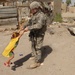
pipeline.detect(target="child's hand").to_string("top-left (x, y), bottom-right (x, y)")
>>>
top-left (18, 30), bottom-right (24, 38)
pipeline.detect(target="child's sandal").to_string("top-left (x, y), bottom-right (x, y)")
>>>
top-left (4, 62), bottom-right (10, 67)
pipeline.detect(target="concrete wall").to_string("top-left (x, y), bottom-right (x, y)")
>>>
top-left (61, 2), bottom-right (67, 12)
top-left (54, 0), bottom-right (62, 15)
top-left (0, 6), bottom-right (18, 26)
top-left (69, 7), bottom-right (75, 13)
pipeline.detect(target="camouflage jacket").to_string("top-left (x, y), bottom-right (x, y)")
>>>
top-left (25, 11), bottom-right (47, 37)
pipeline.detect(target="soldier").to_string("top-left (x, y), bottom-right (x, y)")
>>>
top-left (23, 1), bottom-right (47, 69)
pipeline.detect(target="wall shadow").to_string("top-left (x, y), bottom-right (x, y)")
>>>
top-left (11, 45), bottom-right (53, 71)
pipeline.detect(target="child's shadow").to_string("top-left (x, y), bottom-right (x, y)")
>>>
top-left (11, 45), bottom-right (53, 71)
top-left (11, 53), bottom-right (31, 71)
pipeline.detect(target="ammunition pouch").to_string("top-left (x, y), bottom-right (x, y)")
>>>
top-left (29, 29), bottom-right (42, 37)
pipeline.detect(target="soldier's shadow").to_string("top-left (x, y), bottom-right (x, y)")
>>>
top-left (11, 45), bottom-right (53, 71)
top-left (41, 45), bottom-right (53, 63)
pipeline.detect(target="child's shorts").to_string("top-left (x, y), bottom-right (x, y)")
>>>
top-left (9, 51), bottom-right (14, 57)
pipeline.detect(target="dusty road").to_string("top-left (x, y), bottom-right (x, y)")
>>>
top-left (0, 25), bottom-right (75, 75)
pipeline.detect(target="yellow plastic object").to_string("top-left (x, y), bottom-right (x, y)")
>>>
top-left (2, 37), bottom-right (19, 57)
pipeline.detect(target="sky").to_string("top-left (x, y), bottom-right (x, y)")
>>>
top-left (62, 0), bottom-right (75, 5)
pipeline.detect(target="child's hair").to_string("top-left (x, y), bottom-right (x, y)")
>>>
top-left (11, 32), bottom-right (19, 39)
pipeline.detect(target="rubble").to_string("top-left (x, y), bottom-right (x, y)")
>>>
top-left (0, 27), bottom-right (17, 32)
top-left (68, 27), bottom-right (75, 35)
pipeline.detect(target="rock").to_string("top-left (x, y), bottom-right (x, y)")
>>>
top-left (0, 28), bottom-right (5, 32)
top-left (62, 18), bottom-right (68, 23)
top-left (68, 27), bottom-right (75, 35)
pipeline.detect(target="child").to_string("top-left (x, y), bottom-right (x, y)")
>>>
top-left (2, 31), bottom-right (24, 67)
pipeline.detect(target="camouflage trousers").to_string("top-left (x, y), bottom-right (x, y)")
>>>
top-left (30, 36), bottom-right (44, 63)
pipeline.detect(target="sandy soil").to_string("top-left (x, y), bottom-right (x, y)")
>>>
top-left (0, 24), bottom-right (75, 75)
top-left (62, 12), bottom-right (75, 18)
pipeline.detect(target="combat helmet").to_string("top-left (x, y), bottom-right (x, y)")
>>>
top-left (30, 1), bottom-right (42, 9)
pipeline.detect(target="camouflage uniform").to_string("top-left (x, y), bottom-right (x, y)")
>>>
top-left (24, 1), bottom-right (47, 68)
top-left (30, 11), bottom-right (47, 62)
top-left (25, 10), bottom-right (47, 63)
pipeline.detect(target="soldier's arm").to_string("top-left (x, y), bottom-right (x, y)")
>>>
top-left (27, 14), bottom-right (45, 30)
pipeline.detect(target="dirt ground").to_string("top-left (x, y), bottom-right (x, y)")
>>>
top-left (0, 24), bottom-right (75, 75)
top-left (62, 12), bottom-right (75, 18)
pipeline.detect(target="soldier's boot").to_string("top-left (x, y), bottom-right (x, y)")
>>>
top-left (29, 52), bottom-right (35, 60)
top-left (27, 62), bottom-right (41, 69)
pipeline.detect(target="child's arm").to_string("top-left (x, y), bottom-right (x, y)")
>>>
top-left (18, 30), bottom-right (25, 39)
top-left (18, 27), bottom-right (29, 39)
top-left (18, 23), bottom-right (24, 33)
top-left (18, 18), bottom-right (25, 33)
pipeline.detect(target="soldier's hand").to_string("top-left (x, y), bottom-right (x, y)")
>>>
top-left (24, 27), bottom-right (29, 32)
